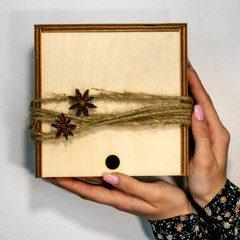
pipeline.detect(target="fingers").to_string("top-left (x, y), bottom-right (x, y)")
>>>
top-left (54, 177), bottom-right (111, 202)
top-left (191, 105), bottom-right (213, 160)
top-left (103, 173), bottom-right (160, 203)
top-left (43, 177), bottom-right (191, 220)
top-left (55, 174), bottom-right (165, 210)
top-left (46, 174), bottom-right (165, 209)
top-left (188, 60), bottom-right (230, 161)
top-left (53, 177), bottom-right (152, 214)
top-left (102, 174), bottom-right (192, 219)
top-left (187, 62), bottom-right (223, 129)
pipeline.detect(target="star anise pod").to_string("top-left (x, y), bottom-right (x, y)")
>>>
top-left (51, 113), bottom-right (76, 140)
top-left (69, 89), bottom-right (97, 116)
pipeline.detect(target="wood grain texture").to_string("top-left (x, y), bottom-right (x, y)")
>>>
top-left (180, 24), bottom-right (189, 176)
top-left (34, 24), bottom-right (188, 177)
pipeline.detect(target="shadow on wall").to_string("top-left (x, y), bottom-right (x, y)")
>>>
top-left (7, 9), bottom-right (173, 240)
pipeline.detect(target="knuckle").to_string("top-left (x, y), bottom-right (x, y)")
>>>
top-left (196, 125), bottom-right (210, 139)
top-left (221, 128), bottom-right (230, 144)
top-left (193, 155), bottom-right (217, 170)
top-left (74, 185), bottom-right (92, 200)
top-left (68, 179), bottom-right (78, 190)
top-left (207, 93), bottom-right (214, 105)
top-left (200, 93), bottom-right (213, 107)
top-left (113, 200), bottom-right (127, 212)
top-left (203, 158), bottom-right (217, 170)
top-left (114, 204), bottom-right (123, 211)
top-left (151, 182), bottom-right (165, 200)
top-left (125, 182), bottom-right (139, 196)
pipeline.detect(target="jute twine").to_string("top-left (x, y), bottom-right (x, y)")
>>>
top-left (30, 89), bottom-right (194, 142)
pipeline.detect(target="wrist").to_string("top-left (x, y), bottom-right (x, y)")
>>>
top-left (159, 199), bottom-right (193, 221)
top-left (165, 196), bottom-right (193, 220)
top-left (182, 201), bottom-right (193, 216)
top-left (169, 198), bottom-right (193, 219)
top-left (192, 178), bottom-right (227, 208)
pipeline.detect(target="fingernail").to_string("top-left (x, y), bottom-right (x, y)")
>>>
top-left (103, 173), bottom-right (119, 185)
top-left (42, 178), bottom-right (52, 183)
top-left (194, 105), bottom-right (204, 121)
top-left (188, 59), bottom-right (194, 71)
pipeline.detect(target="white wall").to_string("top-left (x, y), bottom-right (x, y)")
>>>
top-left (1, 1), bottom-right (240, 239)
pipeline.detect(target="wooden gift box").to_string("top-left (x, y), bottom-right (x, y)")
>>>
top-left (34, 24), bottom-right (189, 178)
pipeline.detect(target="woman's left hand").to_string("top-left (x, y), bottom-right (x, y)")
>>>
top-left (44, 173), bottom-right (192, 221)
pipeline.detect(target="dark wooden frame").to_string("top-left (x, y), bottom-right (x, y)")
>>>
top-left (34, 23), bottom-right (188, 177)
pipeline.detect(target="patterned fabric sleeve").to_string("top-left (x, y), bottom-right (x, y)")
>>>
top-left (203, 179), bottom-right (240, 239)
top-left (149, 214), bottom-right (210, 239)
top-left (149, 179), bottom-right (240, 239)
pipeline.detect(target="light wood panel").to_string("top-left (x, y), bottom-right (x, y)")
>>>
top-left (34, 24), bottom-right (188, 177)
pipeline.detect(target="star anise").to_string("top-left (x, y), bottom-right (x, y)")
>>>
top-left (69, 89), bottom-right (97, 116)
top-left (51, 113), bottom-right (76, 140)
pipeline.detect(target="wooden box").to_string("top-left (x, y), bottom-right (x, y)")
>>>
top-left (34, 24), bottom-right (189, 178)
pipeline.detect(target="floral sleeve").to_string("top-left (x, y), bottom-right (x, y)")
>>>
top-left (150, 214), bottom-right (210, 239)
top-left (149, 179), bottom-right (240, 239)
top-left (203, 179), bottom-right (240, 239)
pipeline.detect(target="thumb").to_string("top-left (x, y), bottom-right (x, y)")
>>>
top-left (191, 105), bottom-right (213, 159)
top-left (103, 173), bottom-right (154, 202)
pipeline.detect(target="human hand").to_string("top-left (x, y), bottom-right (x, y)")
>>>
top-left (45, 173), bottom-right (192, 221)
top-left (187, 61), bottom-right (230, 207)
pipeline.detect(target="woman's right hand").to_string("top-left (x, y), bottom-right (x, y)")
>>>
top-left (187, 61), bottom-right (230, 207)
top-left (48, 173), bottom-right (192, 221)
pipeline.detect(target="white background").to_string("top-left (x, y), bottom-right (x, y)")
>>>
top-left (1, 1), bottom-right (240, 239)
